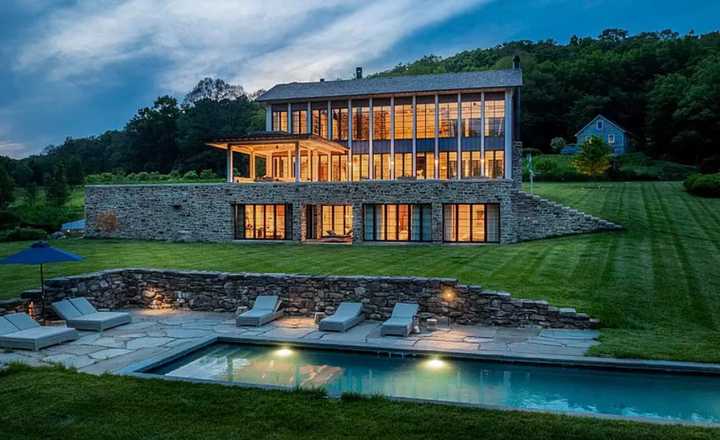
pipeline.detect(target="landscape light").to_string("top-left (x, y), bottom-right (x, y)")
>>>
top-left (273, 347), bottom-right (294, 358)
top-left (423, 358), bottom-right (448, 370)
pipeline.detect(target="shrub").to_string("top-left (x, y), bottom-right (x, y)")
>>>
top-left (168, 169), bottom-right (181, 179)
top-left (700, 155), bottom-right (720, 174)
top-left (199, 169), bottom-right (217, 179)
top-left (684, 173), bottom-right (720, 197)
top-left (0, 227), bottom-right (48, 242)
top-left (183, 170), bottom-right (199, 180)
top-left (135, 171), bottom-right (151, 181)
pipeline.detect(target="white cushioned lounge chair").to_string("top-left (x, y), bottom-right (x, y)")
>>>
top-left (319, 302), bottom-right (364, 332)
top-left (236, 295), bottom-right (283, 327)
top-left (0, 313), bottom-right (79, 351)
top-left (380, 303), bottom-right (419, 337)
top-left (51, 298), bottom-right (131, 331)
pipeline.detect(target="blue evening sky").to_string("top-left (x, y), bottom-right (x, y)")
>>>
top-left (0, 0), bottom-right (717, 158)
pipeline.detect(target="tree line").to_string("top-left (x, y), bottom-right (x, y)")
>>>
top-left (1, 28), bottom-right (719, 198)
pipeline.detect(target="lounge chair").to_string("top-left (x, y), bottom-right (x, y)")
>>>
top-left (51, 297), bottom-right (131, 331)
top-left (381, 303), bottom-right (419, 337)
top-left (236, 295), bottom-right (283, 327)
top-left (0, 313), bottom-right (79, 351)
top-left (319, 302), bottom-right (364, 332)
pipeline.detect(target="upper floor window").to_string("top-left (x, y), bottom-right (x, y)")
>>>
top-left (438, 96), bottom-right (458, 138)
top-left (394, 99), bottom-right (413, 140)
top-left (373, 100), bottom-right (391, 140)
top-left (291, 108), bottom-right (307, 134)
top-left (416, 96), bottom-right (435, 139)
top-left (484, 93), bottom-right (505, 137)
top-left (311, 105), bottom-right (328, 138)
top-left (596, 120), bottom-right (604, 130)
top-left (352, 101), bottom-right (369, 141)
top-left (461, 94), bottom-right (482, 137)
top-left (331, 101), bottom-right (348, 141)
top-left (272, 107), bottom-right (288, 132)
top-left (608, 134), bottom-right (615, 144)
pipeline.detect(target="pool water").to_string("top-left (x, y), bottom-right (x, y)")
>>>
top-left (149, 343), bottom-right (720, 424)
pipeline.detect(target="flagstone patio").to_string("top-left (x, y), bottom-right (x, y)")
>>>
top-left (0, 309), bottom-right (599, 374)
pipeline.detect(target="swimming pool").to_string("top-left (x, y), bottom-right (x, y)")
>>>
top-left (146, 342), bottom-right (720, 424)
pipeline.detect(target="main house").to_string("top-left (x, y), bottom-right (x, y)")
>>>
top-left (85, 64), bottom-right (620, 244)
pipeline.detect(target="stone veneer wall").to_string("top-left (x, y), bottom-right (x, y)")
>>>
top-left (85, 180), bottom-right (620, 244)
top-left (33, 269), bottom-right (598, 329)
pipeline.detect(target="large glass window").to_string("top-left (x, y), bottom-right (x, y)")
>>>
top-left (394, 152), bottom-right (413, 179)
top-left (461, 95), bottom-right (482, 137)
top-left (416, 97), bottom-right (435, 139)
top-left (352, 102), bottom-right (369, 141)
top-left (363, 204), bottom-right (431, 242)
top-left (484, 93), bottom-right (505, 137)
top-left (373, 153), bottom-right (391, 180)
top-left (373, 103), bottom-right (391, 140)
top-left (234, 204), bottom-right (292, 240)
top-left (416, 152), bottom-right (434, 179)
top-left (331, 153), bottom-right (347, 181)
top-left (461, 151), bottom-right (482, 178)
top-left (485, 150), bottom-right (504, 178)
top-left (271, 154), bottom-right (291, 179)
top-left (394, 101), bottom-right (413, 139)
top-left (331, 102), bottom-right (349, 141)
top-left (272, 110), bottom-right (288, 132)
top-left (352, 154), bottom-right (369, 180)
top-left (306, 205), bottom-right (352, 240)
top-left (292, 109), bottom-right (308, 134)
top-left (438, 151), bottom-right (457, 180)
top-left (438, 96), bottom-right (458, 138)
top-left (443, 204), bottom-right (499, 243)
top-left (311, 106), bottom-right (328, 138)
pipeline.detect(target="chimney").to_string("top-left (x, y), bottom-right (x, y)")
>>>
top-left (512, 55), bottom-right (520, 70)
top-left (356, 67), bottom-right (363, 79)
top-left (320, 78), bottom-right (325, 82)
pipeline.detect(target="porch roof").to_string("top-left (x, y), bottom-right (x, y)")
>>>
top-left (206, 131), bottom-right (349, 154)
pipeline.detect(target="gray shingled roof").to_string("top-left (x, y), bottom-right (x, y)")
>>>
top-left (256, 69), bottom-right (522, 102)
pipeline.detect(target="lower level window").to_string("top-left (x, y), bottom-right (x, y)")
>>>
top-left (363, 204), bottom-right (431, 241)
top-left (443, 204), bottom-right (499, 243)
top-left (234, 204), bottom-right (292, 240)
top-left (307, 205), bottom-right (353, 239)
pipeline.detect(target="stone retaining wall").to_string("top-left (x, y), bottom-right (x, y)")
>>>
top-left (512, 191), bottom-right (621, 241)
top-left (29, 269), bottom-right (598, 329)
top-left (85, 181), bottom-right (620, 244)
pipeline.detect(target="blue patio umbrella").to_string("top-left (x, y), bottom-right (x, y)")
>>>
top-left (0, 241), bottom-right (83, 322)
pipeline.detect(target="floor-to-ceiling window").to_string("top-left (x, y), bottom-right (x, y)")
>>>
top-left (484, 150), bottom-right (504, 178)
top-left (461, 93), bottom-right (483, 178)
top-left (306, 205), bottom-right (352, 240)
top-left (416, 97), bottom-right (435, 140)
top-left (272, 105), bottom-right (288, 132)
top-left (352, 100), bottom-right (370, 180)
top-left (311, 103), bottom-right (328, 138)
top-left (438, 96), bottom-right (458, 138)
top-left (484, 92), bottom-right (505, 147)
top-left (394, 152), bottom-right (413, 179)
top-left (443, 203), bottom-right (499, 243)
top-left (373, 153), bottom-right (391, 180)
top-left (438, 151), bottom-right (457, 180)
top-left (415, 152), bottom-right (434, 179)
top-left (291, 105), bottom-right (308, 134)
top-left (394, 100), bottom-right (413, 140)
top-left (363, 204), bottom-right (432, 242)
top-left (331, 101), bottom-right (349, 142)
top-left (234, 204), bottom-right (292, 240)
top-left (331, 153), bottom-right (348, 181)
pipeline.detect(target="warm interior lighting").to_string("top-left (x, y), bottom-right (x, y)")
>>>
top-left (273, 348), bottom-right (294, 358)
top-left (423, 358), bottom-right (448, 370)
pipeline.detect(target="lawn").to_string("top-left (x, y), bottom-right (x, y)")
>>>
top-left (1, 181), bottom-right (719, 362)
top-left (0, 364), bottom-right (716, 440)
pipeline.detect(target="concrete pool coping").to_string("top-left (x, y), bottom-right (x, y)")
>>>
top-left (118, 335), bottom-right (720, 428)
top-left (120, 333), bottom-right (720, 377)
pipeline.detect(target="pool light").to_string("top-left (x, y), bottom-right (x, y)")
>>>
top-left (273, 347), bottom-right (294, 358)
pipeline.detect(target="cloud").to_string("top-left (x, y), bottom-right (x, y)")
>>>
top-left (16, 0), bottom-right (488, 92)
top-left (0, 141), bottom-right (30, 159)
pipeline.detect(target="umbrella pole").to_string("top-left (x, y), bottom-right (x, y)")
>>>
top-left (40, 263), bottom-right (46, 324)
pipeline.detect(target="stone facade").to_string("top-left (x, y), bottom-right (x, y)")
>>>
top-left (29, 269), bottom-right (597, 329)
top-left (85, 179), bottom-right (620, 244)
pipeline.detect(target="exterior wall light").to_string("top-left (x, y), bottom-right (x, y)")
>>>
top-left (441, 287), bottom-right (456, 302)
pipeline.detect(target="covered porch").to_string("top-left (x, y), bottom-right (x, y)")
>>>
top-left (207, 132), bottom-right (349, 183)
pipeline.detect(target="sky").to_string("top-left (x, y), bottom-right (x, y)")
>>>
top-left (0, 0), bottom-right (718, 159)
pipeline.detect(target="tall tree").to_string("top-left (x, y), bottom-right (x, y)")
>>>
top-left (124, 96), bottom-right (181, 173)
top-left (0, 165), bottom-right (15, 209)
top-left (46, 162), bottom-right (70, 206)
